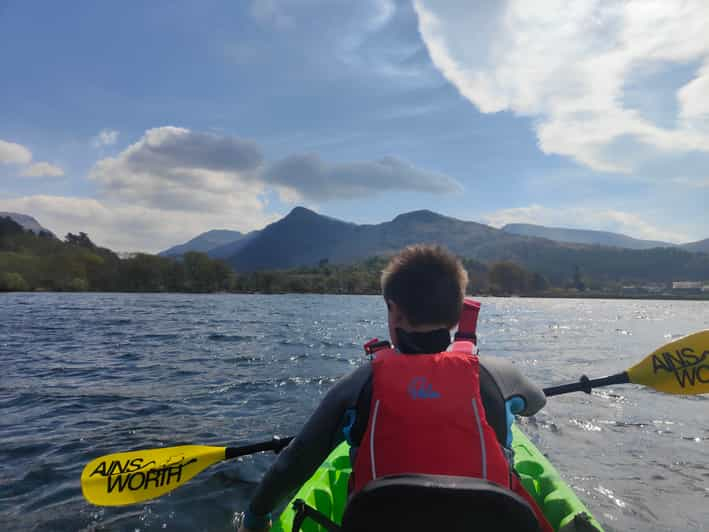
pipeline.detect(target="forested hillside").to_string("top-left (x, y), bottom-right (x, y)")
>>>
top-left (0, 217), bottom-right (233, 292)
top-left (2, 214), bottom-right (706, 297)
top-left (0, 217), bottom-right (551, 295)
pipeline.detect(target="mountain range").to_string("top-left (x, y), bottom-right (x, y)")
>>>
top-left (501, 223), bottom-right (709, 252)
top-left (161, 207), bottom-right (709, 283)
top-left (7, 207), bottom-right (707, 284)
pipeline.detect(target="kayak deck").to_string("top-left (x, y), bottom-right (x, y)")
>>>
top-left (272, 425), bottom-right (603, 531)
top-left (510, 425), bottom-right (603, 531)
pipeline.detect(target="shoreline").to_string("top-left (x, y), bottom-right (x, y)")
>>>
top-left (2, 290), bottom-right (708, 301)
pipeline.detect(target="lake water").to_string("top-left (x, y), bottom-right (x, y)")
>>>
top-left (1, 293), bottom-right (707, 531)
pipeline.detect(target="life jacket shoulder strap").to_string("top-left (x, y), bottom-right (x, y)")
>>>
top-left (454, 298), bottom-right (481, 343)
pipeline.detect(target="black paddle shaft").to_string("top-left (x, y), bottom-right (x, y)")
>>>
top-left (225, 436), bottom-right (294, 460)
top-left (222, 373), bottom-right (632, 461)
top-left (543, 372), bottom-right (630, 397)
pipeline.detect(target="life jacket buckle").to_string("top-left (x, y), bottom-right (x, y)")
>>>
top-left (363, 338), bottom-right (391, 356)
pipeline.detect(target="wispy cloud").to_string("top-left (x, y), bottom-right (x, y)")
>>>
top-left (250, 0), bottom-right (294, 29)
top-left (334, 0), bottom-right (438, 86)
top-left (21, 162), bottom-right (64, 177)
top-left (414, 0), bottom-right (709, 179)
top-left (671, 176), bottom-right (709, 189)
top-left (92, 129), bottom-right (119, 148)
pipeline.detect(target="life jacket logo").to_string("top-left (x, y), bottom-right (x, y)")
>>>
top-left (408, 377), bottom-right (440, 399)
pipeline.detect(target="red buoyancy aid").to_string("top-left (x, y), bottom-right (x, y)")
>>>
top-left (351, 339), bottom-right (512, 493)
top-left (352, 298), bottom-right (554, 532)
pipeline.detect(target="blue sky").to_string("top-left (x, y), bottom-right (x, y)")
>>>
top-left (1, 0), bottom-right (707, 252)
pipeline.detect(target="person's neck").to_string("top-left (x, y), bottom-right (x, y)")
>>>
top-left (396, 327), bottom-right (451, 354)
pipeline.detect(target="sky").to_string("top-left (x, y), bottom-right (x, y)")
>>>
top-left (1, 0), bottom-right (708, 252)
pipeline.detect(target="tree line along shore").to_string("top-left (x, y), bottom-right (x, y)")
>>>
top-left (1, 217), bottom-right (707, 299)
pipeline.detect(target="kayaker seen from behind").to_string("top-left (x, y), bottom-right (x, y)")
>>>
top-left (237, 244), bottom-right (551, 532)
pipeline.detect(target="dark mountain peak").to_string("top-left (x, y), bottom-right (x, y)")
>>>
top-left (285, 206), bottom-right (319, 219)
top-left (281, 206), bottom-right (353, 227)
top-left (202, 229), bottom-right (243, 238)
top-left (0, 212), bottom-right (54, 236)
top-left (392, 209), bottom-right (450, 224)
top-left (159, 229), bottom-right (244, 257)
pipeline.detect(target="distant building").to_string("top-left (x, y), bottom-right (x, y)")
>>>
top-left (672, 281), bottom-right (703, 290)
top-left (642, 283), bottom-right (667, 293)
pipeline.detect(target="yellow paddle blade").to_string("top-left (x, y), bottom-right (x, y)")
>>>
top-left (627, 330), bottom-right (709, 395)
top-left (81, 445), bottom-right (226, 506)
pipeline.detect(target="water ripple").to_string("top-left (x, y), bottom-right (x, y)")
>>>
top-left (0, 293), bottom-right (707, 531)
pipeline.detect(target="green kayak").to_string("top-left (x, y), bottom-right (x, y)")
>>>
top-left (272, 424), bottom-right (603, 532)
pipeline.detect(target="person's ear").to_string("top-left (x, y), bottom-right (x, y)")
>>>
top-left (387, 300), bottom-right (403, 326)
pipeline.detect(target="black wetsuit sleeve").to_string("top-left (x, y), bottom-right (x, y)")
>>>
top-left (480, 357), bottom-right (547, 416)
top-left (247, 363), bottom-right (373, 516)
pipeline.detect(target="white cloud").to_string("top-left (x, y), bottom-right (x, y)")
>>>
top-left (21, 162), bottom-right (65, 177)
top-left (263, 153), bottom-right (462, 200)
top-left (89, 126), bottom-right (265, 212)
top-left (90, 126), bottom-right (460, 207)
top-left (1, 139), bottom-right (64, 177)
top-left (0, 126), bottom-right (461, 252)
top-left (0, 127), bottom-right (276, 251)
top-left (414, 0), bottom-right (709, 178)
top-left (0, 139), bottom-right (33, 165)
top-left (482, 204), bottom-right (689, 244)
top-left (92, 129), bottom-right (119, 148)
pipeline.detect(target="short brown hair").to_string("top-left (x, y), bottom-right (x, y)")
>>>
top-left (381, 244), bottom-right (468, 328)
